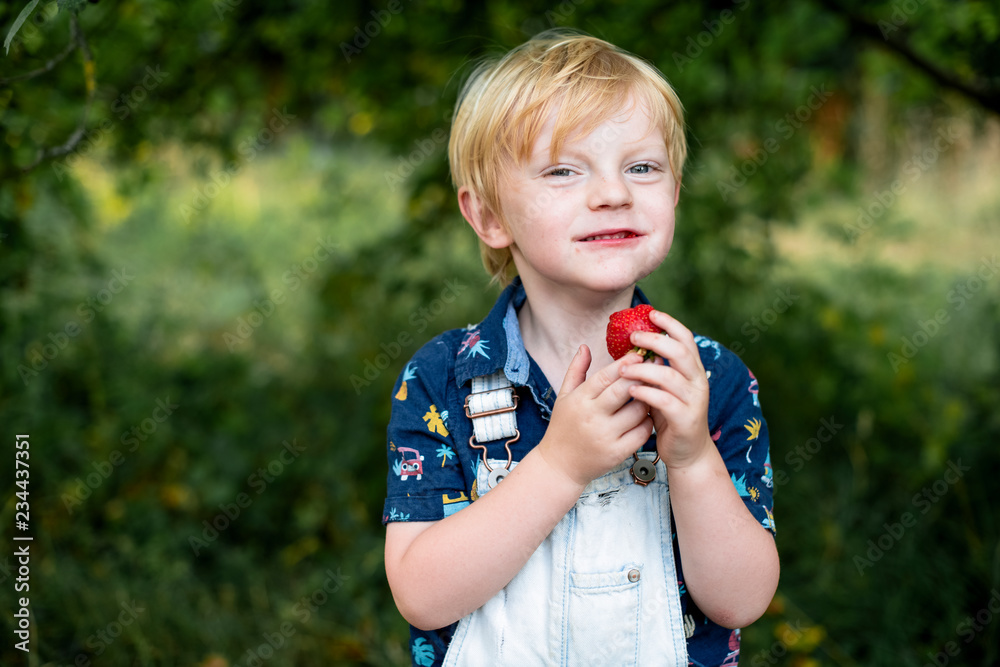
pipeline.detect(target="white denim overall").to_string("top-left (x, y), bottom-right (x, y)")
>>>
top-left (443, 371), bottom-right (689, 666)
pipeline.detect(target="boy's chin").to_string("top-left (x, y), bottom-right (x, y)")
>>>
top-left (592, 260), bottom-right (664, 290)
top-left (570, 271), bottom-right (653, 296)
top-left (513, 256), bottom-right (664, 296)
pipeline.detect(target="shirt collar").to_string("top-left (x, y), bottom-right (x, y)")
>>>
top-left (454, 276), bottom-right (652, 389)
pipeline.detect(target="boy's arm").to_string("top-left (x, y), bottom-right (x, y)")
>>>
top-left (623, 313), bottom-right (780, 629)
top-left (664, 440), bottom-right (779, 629)
top-left (385, 346), bottom-right (653, 631)
top-left (385, 446), bottom-right (583, 631)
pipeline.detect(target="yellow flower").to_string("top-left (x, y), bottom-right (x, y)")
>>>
top-left (745, 417), bottom-right (762, 440)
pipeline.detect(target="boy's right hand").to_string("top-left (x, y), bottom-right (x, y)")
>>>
top-left (536, 345), bottom-right (654, 488)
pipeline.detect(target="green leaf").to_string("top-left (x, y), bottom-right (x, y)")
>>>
top-left (4, 0), bottom-right (41, 55)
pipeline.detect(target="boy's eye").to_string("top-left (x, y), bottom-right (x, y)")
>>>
top-left (547, 168), bottom-right (573, 177)
top-left (628, 163), bottom-right (654, 174)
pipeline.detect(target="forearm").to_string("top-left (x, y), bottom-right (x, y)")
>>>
top-left (386, 444), bottom-right (585, 631)
top-left (667, 437), bottom-right (780, 629)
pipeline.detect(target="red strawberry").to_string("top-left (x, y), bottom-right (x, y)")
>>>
top-left (606, 304), bottom-right (663, 361)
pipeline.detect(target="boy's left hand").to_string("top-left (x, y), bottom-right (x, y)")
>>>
top-left (618, 310), bottom-right (712, 469)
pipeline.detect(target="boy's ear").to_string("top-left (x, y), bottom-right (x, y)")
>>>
top-left (458, 186), bottom-right (513, 249)
top-left (674, 178), bottom-right (681, 207)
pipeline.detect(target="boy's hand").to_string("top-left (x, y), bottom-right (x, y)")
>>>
top-left (619, 310), bottom-right (713, 470)
top-left (536, 345), bottom-right (654, 488)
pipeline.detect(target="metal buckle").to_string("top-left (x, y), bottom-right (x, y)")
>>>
top-left (465, 383), bottom-right (519, 489)
top-left (468, 430), bottom-right (520, 488)
top-left (463, 387), bottom-right (519, 419)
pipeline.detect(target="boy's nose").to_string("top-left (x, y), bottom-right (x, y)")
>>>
top-left (587, 174), bottom-right (632, 210)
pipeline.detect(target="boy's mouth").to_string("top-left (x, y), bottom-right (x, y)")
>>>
top-left (580, 230), bottom-right (639, 242)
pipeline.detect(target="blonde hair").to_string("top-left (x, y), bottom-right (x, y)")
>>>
top-left (448, 30), bottom-right (687, 286)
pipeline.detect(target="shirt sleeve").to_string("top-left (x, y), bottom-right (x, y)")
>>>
top-left (382, 337), bottom-right (469, 525)
top-left (703, 341), bottom-right (776, 536)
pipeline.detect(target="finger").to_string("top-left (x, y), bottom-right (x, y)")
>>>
top-left (612, 397), bottom-right (654, 432)
top-left (629, 330), bottom-right (704, 382)
top-left (620, 415), bottom-right (655, 452)
top-left (582, 351), bottom-right (643, 396)
top-left (591, 359), bottom-right (649, 409)
top-left (620, 362), bottom-right (693, 401)
top-left (648, 309), bottom-right (695, 345)
top-left (557, 344), bottom-right (592, 397)
top-left (628, 383), bottom-right (687, 418)
top-left (606, 395), bottom-right (654, 444)
top-left (649, 310), bottom-right (707, 374)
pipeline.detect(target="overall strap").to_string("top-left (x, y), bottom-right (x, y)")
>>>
top-left (465, 371), bottom-right (518, 443)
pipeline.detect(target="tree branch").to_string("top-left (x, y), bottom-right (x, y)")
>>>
top-left (0, 35), bottom-right (76, 86)
top-left (19, 14), bottom-right (96, 172)
top-left (815, 0), bottom-right (1000, 115)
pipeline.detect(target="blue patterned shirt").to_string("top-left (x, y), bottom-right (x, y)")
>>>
top-left (383, 278), bottom-right (775, 667)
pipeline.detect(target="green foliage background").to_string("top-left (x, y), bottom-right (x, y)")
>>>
top-left (1, 0), bottom-right (999, 665)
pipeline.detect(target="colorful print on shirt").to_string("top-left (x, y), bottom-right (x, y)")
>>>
top-left (383, 278), bottom-right (775, 667)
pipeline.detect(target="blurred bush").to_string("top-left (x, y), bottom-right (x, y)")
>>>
top-left (1, 1), bottom-right (998, 665)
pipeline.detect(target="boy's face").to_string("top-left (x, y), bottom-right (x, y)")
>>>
top-left (483, 96), bottom-right (679, 297)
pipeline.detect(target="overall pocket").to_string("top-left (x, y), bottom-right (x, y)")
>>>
top-left (566, 566), bottom-right (641, 666)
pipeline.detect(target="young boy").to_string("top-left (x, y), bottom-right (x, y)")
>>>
top-left (383, 31), bottom-right (778, 666)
